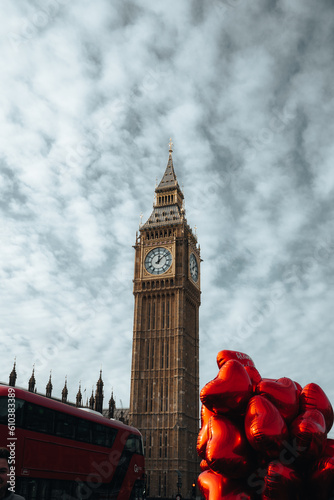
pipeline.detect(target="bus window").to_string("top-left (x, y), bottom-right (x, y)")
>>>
top-left (105, 426), bottom-right (118, 447)
top-left (55, 412), bottom-right (75, 440)
top-left (50, 479), bottom-right (65, 500)
top-left (0, 397), bottom-right (24, 427)
top-left (27, 479), bottom-right (38, 500)
top-left (124, 435), bottom-right (144, 455)
top-left (76, 418), bottom-right (91, 443)
top-left (0, 397), bottom-right (7, 424)
top-left (39, 479), bottom-right (50, 500)
top-left (26, 403), bottom-right (54, 434)
top-left (15, 398), bottom-right (25, 427)
top-left (92, 422), bottom-right (107, 446)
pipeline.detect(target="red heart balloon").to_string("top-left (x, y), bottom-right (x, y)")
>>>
top-left (300, 383), bottom-right (334, 433)
top-left (310, 455), bottom-right (334, 500)
top-left (245, 395), bottom-right (289, 458)
top-left (201, 403), bottom-right (215, 426)
top-left (198, 470), bottom-right (225, 500)
top-left (197, 405), bottom-right (215, 459)
top-left (197, 424), bottom-right (209, 459)
top-left (200, 459), bottom-right (210, 471)
top-left (198, 470), bottom-right (252, 500)
top-left (262, 461), bottom-right (302, 500)
top-left (216, 350), bottom-right (261, 393)
top-left (206, 414), bottom-right (252, 478)
top-left (244, 365), bottom-right (262, 391)
top-left (290, 409), bottom-right (327, 461)
top-left (217, 350), bottom-right (256, 369)
top-left (256, 377), bottom-right (299, 422)
top-left (294, 380), bottom-right (303, 396)
top-left (200, 360), bottom-right (253, 414)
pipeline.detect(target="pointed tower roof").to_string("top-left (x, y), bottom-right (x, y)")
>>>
top-left (109, 390), bottom-right (116, 419)
top-left (94, 370), bottom-right (104, 414)
top-left (46, 371), bottom-right (53, 398)
top-left (76, 382), bottom-right (82, 407)
top-left (96, 369), bottom-right (104, 391)
top-left (9, 359), bottom-right (17, 387)
top-left (156, 139), bottom-right (180, 192)
top-left (89, 388), bottom-right (95, 410)
top-left (142, 139), bottom-right (185, 230)
top-left (62, 376), bottom-right (68, 403)
top-left (28, 366), bottom-right (36, 393)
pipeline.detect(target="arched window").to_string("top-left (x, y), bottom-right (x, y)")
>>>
top-left (146, 341), bottom-right (150, 370)
top-left (151, 339), bottom-right (154, 370)
top-left (147, 302), bottom-right (151, 330)
top-left (152, 302), bottom-right (156, 329)
top-left (167, 300), bottom-right (170, 329)
top-left (165, 383), bottom-right (168, 412)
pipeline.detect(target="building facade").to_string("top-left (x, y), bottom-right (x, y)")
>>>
top-left (6, 363), bottom-right (125, 422)
top-left (129, 142), bottom-right (201, 498)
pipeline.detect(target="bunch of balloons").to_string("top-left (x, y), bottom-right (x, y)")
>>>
top-left (197, 350), bottom-right (334, 500)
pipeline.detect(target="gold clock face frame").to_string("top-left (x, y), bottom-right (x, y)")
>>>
top-left (189, 252), bottom-right (199, 282)
top-left (144, 247), bottom-right (173, 275)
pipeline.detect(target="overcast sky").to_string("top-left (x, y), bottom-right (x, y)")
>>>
top-left (1, 0), bottom-right (334, 427)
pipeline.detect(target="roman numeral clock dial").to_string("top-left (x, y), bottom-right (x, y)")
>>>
top-left (144, 247), bottom-right (172, 275)
top-left (189, 252), bottom-right (198, 282)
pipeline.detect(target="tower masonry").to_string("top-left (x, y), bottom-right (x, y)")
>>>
top-left (129, 141), bottom-right (201, 498)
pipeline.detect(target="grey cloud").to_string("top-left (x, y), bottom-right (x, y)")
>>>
top-left (0, 0), bottom-right (334, 418)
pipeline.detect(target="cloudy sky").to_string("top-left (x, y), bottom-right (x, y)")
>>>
top-left (1, 0), bottom-right (334, 426)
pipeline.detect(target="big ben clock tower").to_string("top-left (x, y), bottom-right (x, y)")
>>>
top-left (129, 140), bottom-right (201, 499)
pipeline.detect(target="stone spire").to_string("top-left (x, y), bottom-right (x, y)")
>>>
top-left (46, 371), bottom-right (53, 398)
top-left (156, 138), bottom-right (180, 191)
top-left (94, 370), bottom-right (104, 414)
top-left (108, 391), bottom-right (116, 419)
top-left (62, 376), bottom-right (68, 403)
top-left (76, 382), bottom-right (82, 407)
top-left (9, 359), bottom-right (17, 387)
top-left (89, 388), bottom-right (95, 410)
top-left (28, 366), bottom-right (36, 393)
top-left (142, 139), bottom-right (185, 229)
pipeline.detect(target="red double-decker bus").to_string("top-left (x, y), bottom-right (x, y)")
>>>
top-left (0, 385), bottom-right (145, 499)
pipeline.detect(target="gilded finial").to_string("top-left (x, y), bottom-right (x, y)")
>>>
top-left (169, 138), bottom-right (173, 153)
top-left (140, 212), bottom-right (143, 227)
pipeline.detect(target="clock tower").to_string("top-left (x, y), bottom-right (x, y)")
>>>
top-left (129, 141), bottom-right (201, 498)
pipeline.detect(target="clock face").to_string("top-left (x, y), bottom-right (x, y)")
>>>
top-left (145, 247), bottom-right (172, 275)
top-left (189, 253), bottom-right (198, 282)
